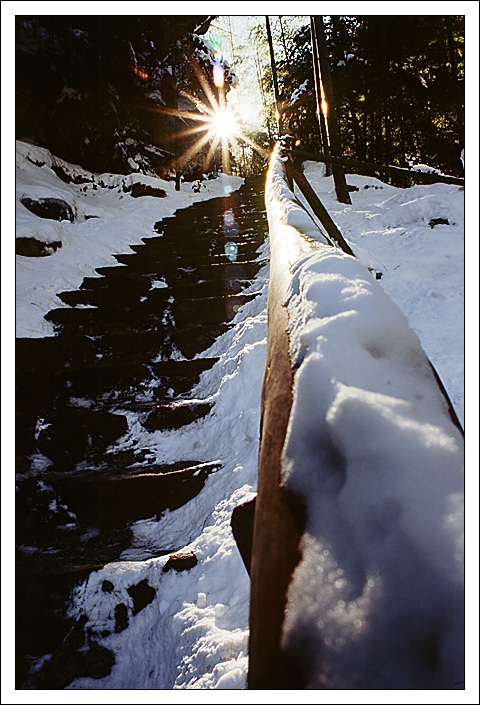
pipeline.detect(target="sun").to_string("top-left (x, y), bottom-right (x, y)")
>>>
top-left (207, 107), bottom-right (240, 139)
top-left (148, 51), bottom-right (269, 175)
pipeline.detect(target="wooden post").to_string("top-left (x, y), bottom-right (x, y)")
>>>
top-left (310, 17), bottom-right (332, 175)
top-left (265, 16), bottom-right (283, 137)
top-left (312, 16), bottom-right (351, 204)
top-left (173, 42), bottom-right (180, 191)
top-left (285, 156), bottom-right (355, 256)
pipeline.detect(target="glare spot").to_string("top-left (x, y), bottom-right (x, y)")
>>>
top-left (208, 108), bottom-right (240, 139)
top-left (225, 242), bottom-right (238, 262)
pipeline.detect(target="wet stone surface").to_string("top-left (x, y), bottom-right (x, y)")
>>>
top-left (15, 175), bottom-right (267, 688)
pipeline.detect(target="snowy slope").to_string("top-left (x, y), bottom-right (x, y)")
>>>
top-left (299, 160), bottom-right (465, 426)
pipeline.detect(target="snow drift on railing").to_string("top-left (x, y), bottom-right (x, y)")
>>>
top-left (265, 147), bottom-right (464, 689)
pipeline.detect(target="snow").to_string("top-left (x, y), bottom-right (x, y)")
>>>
top-left (299, 161), bottom-right (465, 426)
top-left (290, 79), bottom-right (309, 105)
top-left (11, 135), bottom-right (468, 693)
top-left (266, 146), bottom-right (464, 689)
top-left (64, 275), bottom-right (268, 690)
top-left (15, 141), bottom-right (243, 338)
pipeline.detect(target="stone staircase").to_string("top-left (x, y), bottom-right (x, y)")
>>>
top-left (15, 175), bottom-right (268, 688)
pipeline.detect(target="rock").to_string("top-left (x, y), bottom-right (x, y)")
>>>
top-left (130, 182), bottom-right (167, 199)
top-left (163, 550), bottom-right (198, 573)
top-left (50, 163), bottom-right (93, 185)
top-left (127, 579), bottom-right (156, 615)
top-left (429, 217), bottom-right (450, 228)
top-left (16, 237), bottom-right (62, 257)
top-left (31, 613), bottom-right (115, 688)
top-left (102, 580), bottom-right (114, 593)
top-left (52, 462), bottom-right (220, 526)
top-left (20, 196), bottom-right (75, 222)
top-left (144, 400), bottom-right (212, 431)
top-left (114, 603), bottom-right (129, 633)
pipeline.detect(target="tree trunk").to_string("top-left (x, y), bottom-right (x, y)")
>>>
top-left (312, 16), bottom-right (351, 204)
top-left (309, 17), bottom-right (331, 174)
top-left (265, 16), bottom-right (283, 137)
top-left (347, 96), bottom-right (365, 160)
top-left (445, 16), bottom-right (464, 153)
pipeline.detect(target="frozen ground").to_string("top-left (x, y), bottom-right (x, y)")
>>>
top-left (9, 141), bottom-right (470, 696)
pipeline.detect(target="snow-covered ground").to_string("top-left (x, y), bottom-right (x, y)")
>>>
top-left (300, 160), bottom-right (465, 426)
top-left (10, 140), bottom-right (469, 695)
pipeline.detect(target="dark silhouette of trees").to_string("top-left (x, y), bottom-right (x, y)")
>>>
top-left (258, 15), bottom-right (465, 178)
top-left (16, 16), bottom-right (228, 176)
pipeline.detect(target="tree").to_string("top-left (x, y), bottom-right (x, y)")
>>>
top-left (15, 16), bottom-right (233, 177)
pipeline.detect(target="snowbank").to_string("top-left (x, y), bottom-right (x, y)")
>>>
top-left (300, 161), bottom-right (465, 425)
top-left (263, 146), bottom-right (464, 689)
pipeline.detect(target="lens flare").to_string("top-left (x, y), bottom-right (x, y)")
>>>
top-left (145, 50), bottom-right (270, 177)
top-left (130, 65), bottom-right (149, 79)
top-left (213, 55), bottom-right (225, 89)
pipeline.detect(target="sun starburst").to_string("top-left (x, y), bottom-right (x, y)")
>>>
top-left (145, 53), bottom-right (269, 177)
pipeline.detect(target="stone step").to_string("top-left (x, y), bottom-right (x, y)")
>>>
top-left (112, 248), bottom-right (257, 272)
top-left (166, 261), bottom-right (262, 288)
top-left (80, 272), bottom-right (152, 293)
top-left (142, 398), bottom-right (213, 431)
top-left (52, 462), bottom-right (220, 526)
top-left (44, 304), bottom-right (168, 333)
top-left (35, 409), bottom-right (129, 469)
top-left (171, 291), bottom-right (260, 328)
top-left (76, 274), bottom-right (251, 302)
top-left (49, 291), bottom-right (257, 336)
top-left (16, 334), bottom-right (98, 371)
top-left (171, 322), bottom-right (231, 358)
top-left (20, 350), bottom-right (218, 407)
top-left (92, 257), bottom-right (262, 282)
top-left (153, 215), bottom-right (266, 238)
top-left (132, 234), bottom-right (262, 258)
top-left (57, 358), bottom-right (152, 401)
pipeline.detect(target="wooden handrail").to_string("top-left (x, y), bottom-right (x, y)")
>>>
top-left (246, 144), bottom-right (464, 689)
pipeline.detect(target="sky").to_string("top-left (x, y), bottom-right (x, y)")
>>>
top-left (208, 15), bottom-right (309, 130)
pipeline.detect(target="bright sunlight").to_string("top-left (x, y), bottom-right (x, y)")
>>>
top-left (207, 108), bottom-right (240, 138)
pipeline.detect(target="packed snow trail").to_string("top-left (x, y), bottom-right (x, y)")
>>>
top-left (15, 175), bottom-right (268, 688)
